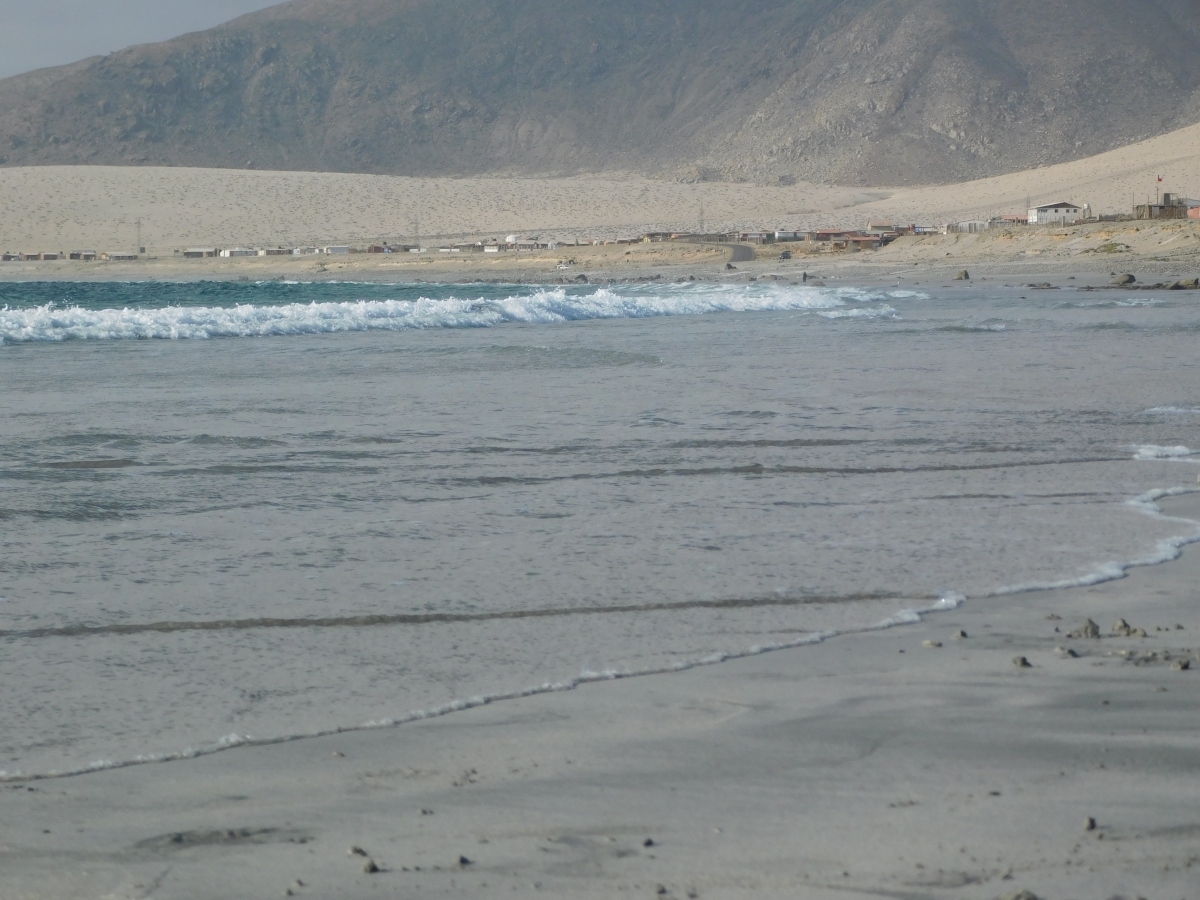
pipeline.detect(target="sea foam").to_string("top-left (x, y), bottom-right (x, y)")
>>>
top-left (0, 284), bottom-right (894, 343)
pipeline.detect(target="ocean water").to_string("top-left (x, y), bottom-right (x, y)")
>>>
top-left (2, 279), bottom-right (1200, 777)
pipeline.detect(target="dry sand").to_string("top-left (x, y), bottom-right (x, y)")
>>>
top-left (3, 216), bottom-right (1196, 288)
top-left (3, 493), bottom-right (1199, 899)
top-left (1, 120), bottom-right (1199, 263)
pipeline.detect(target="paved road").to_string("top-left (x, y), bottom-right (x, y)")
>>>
top-left (717, 242), bottom-right (756, 262)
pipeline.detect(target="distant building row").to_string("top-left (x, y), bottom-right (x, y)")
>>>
top-left (180, 246), bottom-right (352, 257)
top-left (0, 250), bottom-right (139, 261)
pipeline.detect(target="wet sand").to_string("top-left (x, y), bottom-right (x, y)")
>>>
top-left (4, 493), bottom-right (1198, 900)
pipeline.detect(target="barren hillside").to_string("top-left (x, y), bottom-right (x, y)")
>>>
top-left (0, 0), bottom-right (1198, 184)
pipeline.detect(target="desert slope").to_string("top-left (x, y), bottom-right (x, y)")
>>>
top-left (0, 0), bottom-right (1198, 185)
top-left (2, 121), bottom-right (1199, 254)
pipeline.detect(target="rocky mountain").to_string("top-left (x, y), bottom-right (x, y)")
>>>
top-left (1, 0), bottom-right (1199, 185)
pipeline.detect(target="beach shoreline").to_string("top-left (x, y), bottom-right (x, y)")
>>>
top-left (1, 217), bottom-right (1197, 291)
top-left (4, 492), bottom-right (1199, 899)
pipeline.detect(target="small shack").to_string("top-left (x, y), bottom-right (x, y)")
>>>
top-left (1135, 193), bottom-right (1199, 220)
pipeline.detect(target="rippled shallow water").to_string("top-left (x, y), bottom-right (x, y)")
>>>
top-left (2, 280), bottom-right (1199, 776)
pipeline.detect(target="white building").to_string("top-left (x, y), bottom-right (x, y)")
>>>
top-left (943, 220), bottom-right (991, 234)
top-left (323, 246), bottom-right (350, 255)
top-left (220, 248), bottom-right (258, 257)
top-left (1028, 202), bottom-right (1083, 226)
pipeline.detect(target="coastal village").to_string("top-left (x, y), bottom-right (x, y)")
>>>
top-left (4, 195), bottom-right (1197, 264)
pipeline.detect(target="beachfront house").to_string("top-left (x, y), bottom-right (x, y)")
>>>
top-left (323, 246), bottom-right (350, 255)
top-left (220, 248), bottom-right (258, 257)
top-left (1135, 193), bottom-right (1200, 220)
top-left (847, 234), bottom-right (884, 250)
top-left (183, 248), bottom-right (217, 258)
top-left (1028, 202), bottom-right (1082, 225)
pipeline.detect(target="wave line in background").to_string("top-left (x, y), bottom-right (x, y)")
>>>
top-left (0, 284), bottom-right (905, 343)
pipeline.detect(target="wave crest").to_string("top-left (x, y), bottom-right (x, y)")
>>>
top-left (0, 284), bottom-right (901, 343)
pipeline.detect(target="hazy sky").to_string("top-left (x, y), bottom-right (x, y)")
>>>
top-left (0, 0), bottom-right (283, 79)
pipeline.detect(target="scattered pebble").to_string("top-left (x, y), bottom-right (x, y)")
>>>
top-left (331, 751), bottom-right (344, 757)
top-left (1085, 817), bottom-right (1096, 831)
top-left (348, 846), bottom-right (368, 857)
top-left (994, 891), bottom-right (1041, 900)
top-left (656, 885), bottom-right (668, 895)
top-left (922, 640), bottom-right (942, 648)
top-left (1013, 656), bottom-right (1032, 669)
top-left (644, 838), bottom-right (656, 847)
top-left (1055, 646), bottom-right (1079, 658)
top-left (1067, 619), bottom-right (1100, 639)
top-left (1171, 659), bottom-right (1191, 671)
top-left (362, 858), bottom-right (380, 874)
top-left (952, 630), bottom-right (968, 640)
top-left (459, 855), bottom-right (473, 866)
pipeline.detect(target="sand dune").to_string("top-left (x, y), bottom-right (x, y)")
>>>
top-left (1, 122), bottom-right (1198, 255)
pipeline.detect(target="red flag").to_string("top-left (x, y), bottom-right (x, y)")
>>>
top-left (1158, 176), bottom-right (1164, 182)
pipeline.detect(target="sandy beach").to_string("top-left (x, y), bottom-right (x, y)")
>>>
top-left (4, 110), bottom-right (1200, 900)
top-left (1, 216), bottom-right (1197, 292)
top-left (3, 490), bottom-right (1198, 900)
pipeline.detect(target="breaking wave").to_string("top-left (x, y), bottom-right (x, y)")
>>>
top-left (0, 284), bottom-right (909, 343)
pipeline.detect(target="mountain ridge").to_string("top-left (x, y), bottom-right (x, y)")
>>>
top-left (1, 0), bottom-right (1199, 185)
